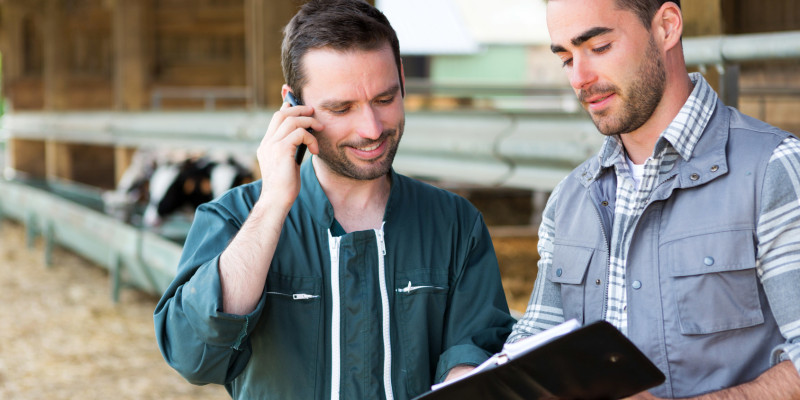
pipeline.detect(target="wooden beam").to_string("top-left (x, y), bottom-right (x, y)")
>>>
top-left (43, 0), bottom-right (69, 110)
top-left (0, 4), bottom-right (25, 85)
top-left (114, 146), bottom-right (137, 186)
top-left (681, 1), bottom-right (725, 95)
top-left (8, 138), bottom-right (46, 179)
top-left (45, 139), bottom-right (69, 181)
top-left (113, 0), bottom-right (150, 110)
top-left (682, 0), bottom-right (723, 36)
top-left (245, 0), bottom-right (299, 109)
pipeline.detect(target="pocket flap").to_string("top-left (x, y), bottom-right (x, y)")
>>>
top-left (549, 244), bottom-right (594, 284)
top-left (664, 230), bottom-right (756, 277)
top-left (396, 268), bottom-right (449, 294)
top-left (265, 271), bottom-right (321, 296)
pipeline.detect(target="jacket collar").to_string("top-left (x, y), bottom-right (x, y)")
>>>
top-left (298, 157), bottom-right (399, 231)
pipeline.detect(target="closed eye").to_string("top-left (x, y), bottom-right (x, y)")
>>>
top-left (375, 96), bottom-right (395, 105)
top-left (593, 43), bottom-right (612, 54)
top-left (328, 105), bottom-right (351, 115)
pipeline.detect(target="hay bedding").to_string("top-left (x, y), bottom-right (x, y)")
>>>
top-left (0, 220), bottom-right (538, 399)
top-left (0, 221), bottom-right (228, 399)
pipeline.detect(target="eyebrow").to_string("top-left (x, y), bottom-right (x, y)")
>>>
top-left (318, 84), bottom-right (401, 110)
top-left (550, 27), bottom-right (614, 53)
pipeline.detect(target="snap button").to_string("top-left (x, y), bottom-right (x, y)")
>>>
top-left (632, 280), bottom-right (642, 290)
top-left (690, 173), bottom-right (700, 181)
top-left (595, 279), bottom-right (601, 286)
top-left (601, 201), bottom-right (609, 206)
top-left (704, 256), bottom-right (714, 266)
top-left (556, 268), bottom-right (563, 277)
top-left (710, 165), bottom-right (719, 172)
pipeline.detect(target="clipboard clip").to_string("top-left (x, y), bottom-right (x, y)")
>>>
top-left (496, 354), bottom-right (510, 365)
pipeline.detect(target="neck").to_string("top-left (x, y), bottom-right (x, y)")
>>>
top-left (622, 70), bottom-right (693, 165)
top-left (313, 157), bottom-right (391, 233)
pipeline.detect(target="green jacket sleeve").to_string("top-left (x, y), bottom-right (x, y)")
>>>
top-left (153, 201), bottom-right (267, 385)
top-left (434, 213), bottom-right (516, 382)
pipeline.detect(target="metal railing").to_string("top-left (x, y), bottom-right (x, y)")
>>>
top-left (1, 31), bottom-right (799, 300)
top-left (151, 86), bottom-right (253, 110)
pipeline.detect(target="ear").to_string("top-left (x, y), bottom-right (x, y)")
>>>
top-left (281, 84), bottom-right (292, 102)
top-left (654, 2), bottom-right (683, 51)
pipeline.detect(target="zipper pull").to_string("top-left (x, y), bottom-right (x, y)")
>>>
top-left (292, 293), bottom-right (318, 300)
top-left (396, 281), bottom-right (412, 293)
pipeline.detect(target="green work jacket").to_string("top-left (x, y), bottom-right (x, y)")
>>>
top-left (154, 160), bottom-right (514, 399)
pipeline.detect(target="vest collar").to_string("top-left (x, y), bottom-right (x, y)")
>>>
top-left (579, 98), bottom-right (730, 192)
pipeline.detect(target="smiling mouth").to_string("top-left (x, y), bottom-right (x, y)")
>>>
top-left (357, 142), bottom-right (381, 152)
top-left (591, 95), bottom-right (611, 104)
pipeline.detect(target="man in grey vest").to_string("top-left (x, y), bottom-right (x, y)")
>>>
top-left (510, 0), bottom-right (800, 398)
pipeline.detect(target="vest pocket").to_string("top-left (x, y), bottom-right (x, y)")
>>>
top-left (549, 244), bottom-right (594, 323)
top-left (664, 229), bottom-right (764, 335)
top-left (251, 272), bottom-right (322, 398)
top-left (395, 268), bottom-right (449, 396)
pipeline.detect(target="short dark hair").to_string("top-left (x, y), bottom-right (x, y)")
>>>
top-left (281, 0), bottom-right (403, 101)
top-left (615, 0), bottom-right (681, 29)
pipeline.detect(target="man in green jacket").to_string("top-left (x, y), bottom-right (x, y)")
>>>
top-left (153, 0), bottom-right (515, 398)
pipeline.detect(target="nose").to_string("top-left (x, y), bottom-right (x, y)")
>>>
top-left (356, 105), bottom-right (383, 140)
top-left (568, 55), bottom-right (597, 91)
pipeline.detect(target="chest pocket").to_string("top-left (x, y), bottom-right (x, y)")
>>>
top-left (395, 268), bottom-right (449, 397)
top-left (549, 244), bottom-right (594, 324)
top-left (664, 229), bottom-right (764, 335)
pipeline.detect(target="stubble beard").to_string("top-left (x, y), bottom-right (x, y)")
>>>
top-left (583, 35), bottom-right (667, 137)
top-left (316, 118), bottom-right (404, 181)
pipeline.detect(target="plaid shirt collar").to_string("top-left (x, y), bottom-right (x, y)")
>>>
top-left (593, 72), bottom-right (718, 177)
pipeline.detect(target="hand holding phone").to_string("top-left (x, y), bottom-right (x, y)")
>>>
top-left (284, 92), bottom-right (311, 165)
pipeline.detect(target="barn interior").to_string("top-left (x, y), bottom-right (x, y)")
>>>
top-left (0, 0), bottom-right (798, 397)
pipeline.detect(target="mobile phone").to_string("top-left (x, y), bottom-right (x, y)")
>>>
top-left (284, 91), bottom-right (309, 165)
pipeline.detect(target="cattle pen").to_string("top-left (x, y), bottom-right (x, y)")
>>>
top-left (0, 107), bottom-right (579, 306)
top-left (0, 177), bottom-right (182, 301)
top-left (2, 30), bottom-right (799, 305)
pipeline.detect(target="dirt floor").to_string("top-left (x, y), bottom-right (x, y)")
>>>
top-left (0, 219), bottom-right (538, 399)
top-left (0, 221), bottom-right (229, 400)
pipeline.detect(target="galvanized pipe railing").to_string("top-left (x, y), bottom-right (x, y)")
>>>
top-left (2, 31), bottom-right (799, 193)
top-left (683, 31), bottom-right (800, 65)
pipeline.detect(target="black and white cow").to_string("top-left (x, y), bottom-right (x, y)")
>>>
top-left (104, 150), bottom-right (254, 228)
top-left (142, 156), bottom-right (254, 227)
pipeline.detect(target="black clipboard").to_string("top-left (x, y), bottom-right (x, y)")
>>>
top-left (414, 320), bottom-right (665, 400)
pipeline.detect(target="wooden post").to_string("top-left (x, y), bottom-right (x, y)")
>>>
top-left (114, 146), bottom-right (137, 186)
top-left (682, 0), bottom-right (723, 37)
top-left (8, 138), bottom-right (44, 178)
top-left (245, 0), bottom-right (300, 109)
top-left (43, 0), bottom-right (69, 111)
top-left (0, 3), bottom-right (25, 99)
top-left (681, 1), bottom-right (726, 92)
top-left (113, 0), bottom-right (150, 111)
top-left (45, 140), bottom-right (72, 182)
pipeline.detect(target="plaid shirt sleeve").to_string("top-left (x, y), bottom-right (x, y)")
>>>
top-left (507, 180), bottom-right (566, 343)
top-left (758, 136), bottom-right (800, 374)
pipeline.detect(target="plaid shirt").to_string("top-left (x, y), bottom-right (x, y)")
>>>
top-left (510, 73), bottom-right (800, 373)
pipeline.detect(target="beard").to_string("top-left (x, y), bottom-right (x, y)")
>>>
top-left (580, 35), bottom-right (666, 136)
top-left (315, 118), bottom-right (404, 181)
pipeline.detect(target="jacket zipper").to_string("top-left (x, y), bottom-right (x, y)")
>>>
top-left (328, 231), bottom-right (342, 400)
top-left (375, 226), bottom-right (394, 400)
